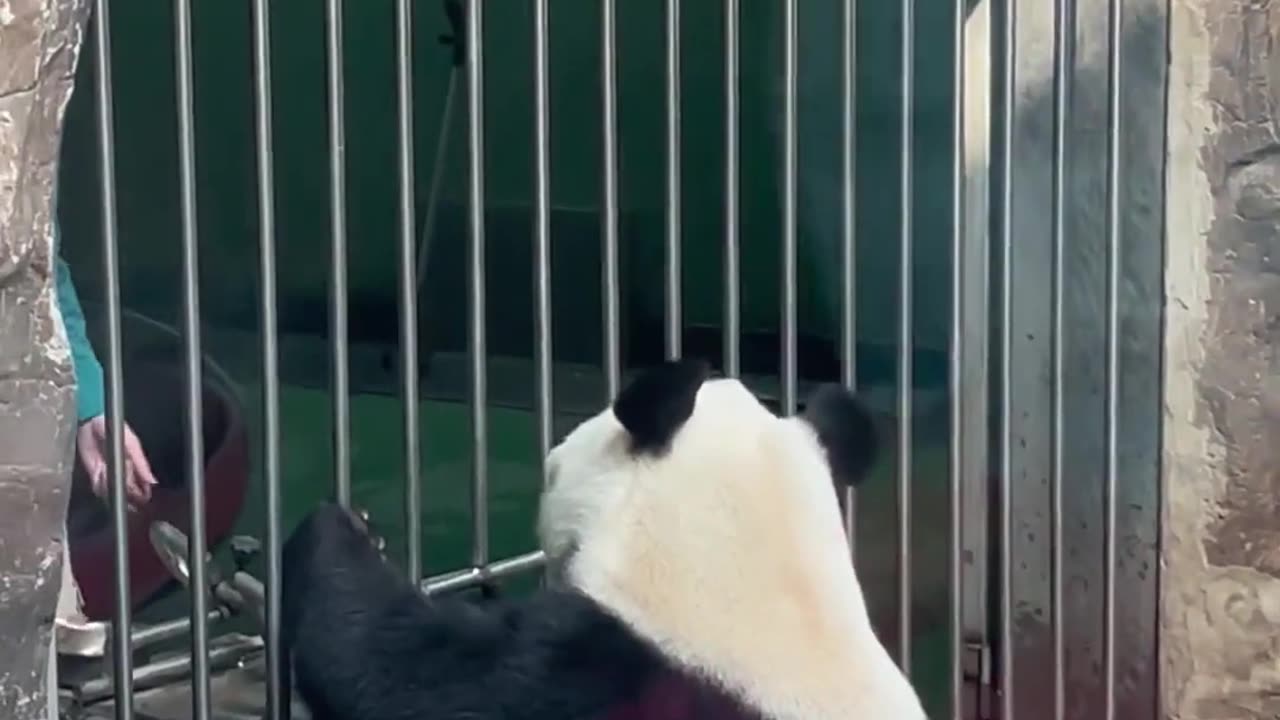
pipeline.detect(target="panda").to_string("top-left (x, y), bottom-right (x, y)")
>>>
top-left (280, 358), bottom-right (926, 719)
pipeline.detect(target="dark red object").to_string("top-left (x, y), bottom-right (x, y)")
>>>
top-left (607, 671), bottom-right (765, 720)
top-left (67, 350), bottom-right (250, 622)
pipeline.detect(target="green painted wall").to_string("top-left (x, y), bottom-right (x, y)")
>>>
top-left (58, 0), bottom-right (957, 363)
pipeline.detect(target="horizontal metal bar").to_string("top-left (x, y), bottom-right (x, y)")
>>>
top-left (420, 551), bottom-right (546, 595)
top-left (78, 635), bottom-right (264, 704)
top-left (130, 609), bottom-right (229, 652)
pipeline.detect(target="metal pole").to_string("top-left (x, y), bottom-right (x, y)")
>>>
top-left (1103, 0), bottom-right (1123, 715)
top-left (249, 0), bottom-right (284, 714)
top-left (780, 0), bottom-right (798, 415)
top-left (723, 0), bottom-right (740, 377)
top-left (840, 0), bottom-right (859, 552)
top-left (665, 0), bottom-right (682, 361)
top-left (997, 0), bottom-right (1016, 715)
top-left (466, 0), bottom-right (490, 569)
top-left (91, 1), bottom-right (133, 715)
top-left (173, 0), bottom-right (210, 711)
top-left (948, 0), bottom-right (965, 712)
top-left (897, 0), bottom-right (916, 677)
top-left (395, 0), bottom-right (422, 586)
top-left (533, 0), bottom-right (554, 460)
top-left (1050, 0), bottom-right (1075, 717)
top-left (326, 0), bottom-right (352, 507)
top-left (601, 0), bottom-right (622, 398)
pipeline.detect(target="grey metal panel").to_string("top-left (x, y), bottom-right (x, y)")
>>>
top-left (1110, 0), bottom-right (1164, 715)
top-left (992, 0), bottom-right (1168, 716)
top-left (959, 0), bottom-right (993, 671)
top-left (1001, 0), bottom-right (1057, 713)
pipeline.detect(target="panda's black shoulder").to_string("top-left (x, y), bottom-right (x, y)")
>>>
top-left (281, 504), bottom-right (668, 719)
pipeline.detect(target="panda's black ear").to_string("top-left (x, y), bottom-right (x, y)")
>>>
top-left (613, 358), bottom-right (711, 455)
top-left (800, 384), bottom-right (879, 487)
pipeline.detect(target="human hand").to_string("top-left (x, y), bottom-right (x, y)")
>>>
top-left (76, 415), bottom-right (158, 507)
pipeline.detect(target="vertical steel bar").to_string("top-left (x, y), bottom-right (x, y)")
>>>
top-left (466, 0), bottom-right (489, 568)
top-left (839, 0), bottom-right (858, 550)
top-left (249, 0), bottom-right (283, 715)
top-left (326, 0), bottom-right (352, 507)
top-left (948, 0), bottom-right (965, 713)
top-left (91, 2), bottom-right (133, 715)
top-left (896, 0), bottom-right (915, 678)
top-left (601, 0), bottom-right (622, 398)
top-left (395, 0), bottom-right (421, 584)
top-left (1050, 0), bottom-right (1074, 717)
top-left (958, 2), bottom-right (994, 707)
top-left (723, 0), bottom-right (740, 377)
top-left (998, 0), bottom-right (1016, 715)
top-left (664, 0), bottom-right (682, 360)
top-left (173, 0), bottom-right (210, 713)
top-left (533, 0), bottom-right (554, 461)
top-left (780, 0), bottom-right (798, 415)
top-left (1103, 0), bottom-right (1123, 716)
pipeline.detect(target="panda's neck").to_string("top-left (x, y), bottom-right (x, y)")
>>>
top-left (566, 496), bottom-right (920, 720)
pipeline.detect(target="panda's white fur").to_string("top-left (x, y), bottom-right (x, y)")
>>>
top-left (539, 376), bottom-right (926, 720)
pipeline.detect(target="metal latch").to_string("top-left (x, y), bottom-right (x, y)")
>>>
top-left (962, 638), bottom-right (995, 719)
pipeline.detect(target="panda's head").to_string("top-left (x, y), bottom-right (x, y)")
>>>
top-left (538, 359), bottom-right (925, 720)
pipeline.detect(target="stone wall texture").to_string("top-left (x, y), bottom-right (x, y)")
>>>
top-left (1161, 0), bottom-right (1280, 718)
top-left (0, 0), bottom-right (87, 716)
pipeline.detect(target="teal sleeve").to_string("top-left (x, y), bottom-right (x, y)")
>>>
top-left (53, 223), bottom-right (105, 423)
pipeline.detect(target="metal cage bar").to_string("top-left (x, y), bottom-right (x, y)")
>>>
top-left (780, 0), bottom-right (798, 415)
top-left (897, 0), bottom-right (916, 678)
top-left (839, 0), bottom-right (858, 551)
top-left (326, 0), bottom-right (352, 508)
top-left (1049, 0), bottom-right (1075, 718)
top-left (723, 0), bottom-right (740, 378)
top-left (948, 0), bottom-right (966, 713)
top-left (466, 0), bottom-right (490, 570)
top-left (601, 0), bottom-right (622, 399)
top-left (1103, 0), bottom-right (1124, 716)
top-left (997, 0), bottom-right (1017, 714)
top-left (395, 0), bottom-right (422, 586)
top-left (92, 0), bottom-right (133, 715)
top-left (665, 0), bottom-right (682, 361)
top-left (533, 0), bottom-right (555, 461)
top-left (248, 0), bottom-right (284, 714)
top-left (173, 0), bottom-right (211, 712)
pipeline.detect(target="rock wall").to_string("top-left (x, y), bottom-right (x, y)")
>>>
top-left (1161, 0), bottom-right (1280, 718)
top-left (0, 0), bottom-right (88, 716)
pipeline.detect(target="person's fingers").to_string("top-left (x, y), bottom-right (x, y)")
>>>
top-left (123, 428), bottom-right (159, 487)
top-left (122, 459), bottom-right (153, 506)
top-left (79, 446), bottom-right (105, 486)
top-left (90, 467), bottom-right (108, 498)
top-left (126, 479), bottom-right (151, 505)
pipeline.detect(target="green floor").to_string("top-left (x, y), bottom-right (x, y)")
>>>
top-left (229, 382), bottom-right (546, 577)
top-left (202, 381), bottom-right (953, 717)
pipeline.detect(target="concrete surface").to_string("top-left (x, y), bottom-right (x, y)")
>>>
top-left (0, 0), bottom-right (86, 717)
top-left (1161, 0), bottom-right (1280, 718)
